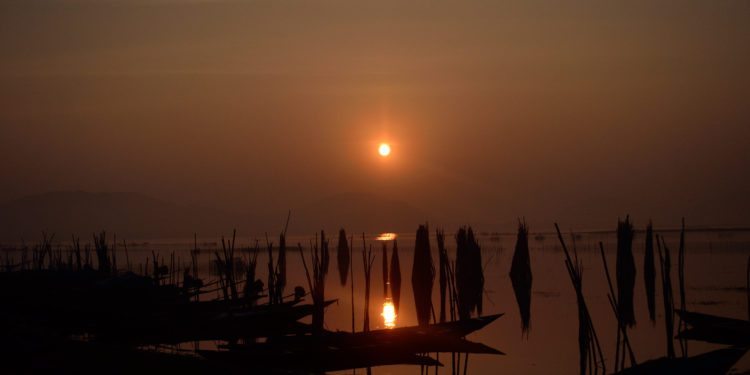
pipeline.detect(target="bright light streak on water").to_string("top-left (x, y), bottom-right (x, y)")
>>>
top-left (376, 232), bottom-right (397, 241)
top-left (381, 298), bottom-right (397, 329)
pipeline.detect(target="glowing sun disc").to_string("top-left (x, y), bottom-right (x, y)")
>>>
top-left (378, 143), bottom-right (391, 157)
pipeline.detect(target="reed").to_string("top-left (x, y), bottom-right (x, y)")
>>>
top-left (390, 240), bottom-right (402, 314)
top-left (382, 241), bottom-right (389, 298)
top-left (276, 232), bottom-right (287, 303)
top-left (350, 235), bottom-right (355, 333)
top-left (337, 228), bottom-right (350, 285)
top-left (123, 238), bottom-right (131, 272)
top-left (321, 230), bottom-right (330, 275)
top-left (455, 226), bottom-right (483, 320)
top-left (555, 224), bottom-right (606, 375)
top-left (363, 234), bottom-right (375, 332)
top-left (643, 221), bottom-right (656, 323)
top-left (299, 231), bottom-right (330, 335)
top-left (35, 233), bottom-right (54, 270)
top-left (316, 232), bottom-right (330, 333)
top-left (450, 258), bottom-right (459, 375)
top-left (598, 242), bottom-right (636, 371)
top-left (93, 231), bottom-right (110, 274)
top-left (509, 220), bottom-right (533, 336)
top-left (242, 243), bottom-right (259, 306)
top-left (412, 224), bottom-right (435, 326)
top-left (112, 233), bottom-right (118, 274)
top-left (616, 216), bottom-right (636, 327)
top-left (266, 234), bottom-right (276, 304)
top-left (212, 251), bottom-right (229, 301)
top-left (656, 234), bottom-right (676, 359)
top-left (84, 243), bottom-right (91, 269)
top-left (71, 235), bottom-right (82, 271)
top-left (222, 230), bottom-right (239, 301)
top-left (437, 229), bottom-right (449, 323)
top-left (677, 219), bottom-right (688, 357)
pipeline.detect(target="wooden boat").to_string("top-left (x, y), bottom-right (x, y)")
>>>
top-left (200, 349), bottom-right (443, 373)
top-left (317, 312), bottom-right (503, 341)
top-left (204, 314), bottom-right (504, 372)
top-left (676, 309), bottom-right (750, 346)
top-left (614, 346), bottom-right (748, 375)
top-left (226, 312), bottom-right (503, 350)
top-left (93, 300), bottom-right (337, 345)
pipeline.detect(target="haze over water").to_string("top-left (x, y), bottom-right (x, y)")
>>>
top-left (2, 0), bottom-right (749, 232)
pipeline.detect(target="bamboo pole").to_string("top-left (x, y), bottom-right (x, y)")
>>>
top-left (598, 242), bottom-right (636, 370)
top-left (555, 224), bottom-right (606, 375)
top-left (350, 235), bottom-right (355, 333)
top-left (362, 235), bottom-right (375, 333)
top-left (677, 219), bottom-right (688, 358)
top-left (656, 235), bottom-right (676, 359)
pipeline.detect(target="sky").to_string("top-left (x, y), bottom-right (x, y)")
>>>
top-left (1, 0), bottom-right (749, 231)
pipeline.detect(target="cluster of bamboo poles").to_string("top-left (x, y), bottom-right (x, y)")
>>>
top-left (3, 229), bottom-right (285, 316)
top-left (298, 230), bottom-right (330, 334)
top-left (332, 224), bottom-right (489, 375)
top-left (7, 218), bottom-right (746, 374)
top-left (556, 218), bottom-right (693, 375)
top-left (5, 231), bottom-right (123, 274)
top-left (555, 224), bottom-right (607, 375)
top-left (509, 221), bottom-right (533, 336)
top-left (3, 229), bottom-right (217, 294)
top-left (416, 224), bottom-right (487, 375)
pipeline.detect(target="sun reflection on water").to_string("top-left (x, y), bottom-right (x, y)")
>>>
top-left (375, 232), bottom-right (397, 241)
top-left (381, 298), bottom-right (397, 329)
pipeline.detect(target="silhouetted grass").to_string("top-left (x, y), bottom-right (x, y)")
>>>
top-left (616, 216), bottom-right (636, 327)
top-left (556, 224), bottom-right (606, 375)
top-left (437, 228), bottom-right (449, 323)
top-left (656, 234), bottom-right (676, 359)
top-left (362, 234), bottom-right (375, 332)
top-left (389, 240), bottom-right (401, 314)
top-left (599, 242), bottom-right (636, 372)
top-left (455, 226), bottom-right (484, 320)
top-left (412, 224), bottom-right (434, 326)
top-left (382, 241), bottom-right (388, 298)
top-left (644, 221), bottom-right (656, 323)
top-left (510, 220), bottom-right (533, 336)
top-left (336, 228), bottom-right (349, 286)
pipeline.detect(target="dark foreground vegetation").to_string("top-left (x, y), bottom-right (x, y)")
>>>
top-left (1, 218), bottom-right (748, 374)
top-left (0, 227), bottom-right (503, 374)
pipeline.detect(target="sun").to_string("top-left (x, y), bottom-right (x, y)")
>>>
top-left (378, 143), bottom-right (391, 157)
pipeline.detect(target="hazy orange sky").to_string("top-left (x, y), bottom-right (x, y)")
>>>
top-left (1, 0), bottom-right (749, 230)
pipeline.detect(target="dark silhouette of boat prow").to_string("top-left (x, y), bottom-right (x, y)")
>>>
top-left (676, 309), bottom-right (750, 347)
top-left (201, 313), bottom-right (505, 372)
top-left (613, 346), bottom-right (748, 375)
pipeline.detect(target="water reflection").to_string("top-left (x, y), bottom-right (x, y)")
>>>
top-left (381, 297), bottom-right (397, 328)
top-left (376, 232), bottom-right (398, 241)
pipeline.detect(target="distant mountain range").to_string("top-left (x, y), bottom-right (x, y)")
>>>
top-left (0, 191), bottom-right (429, 241)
